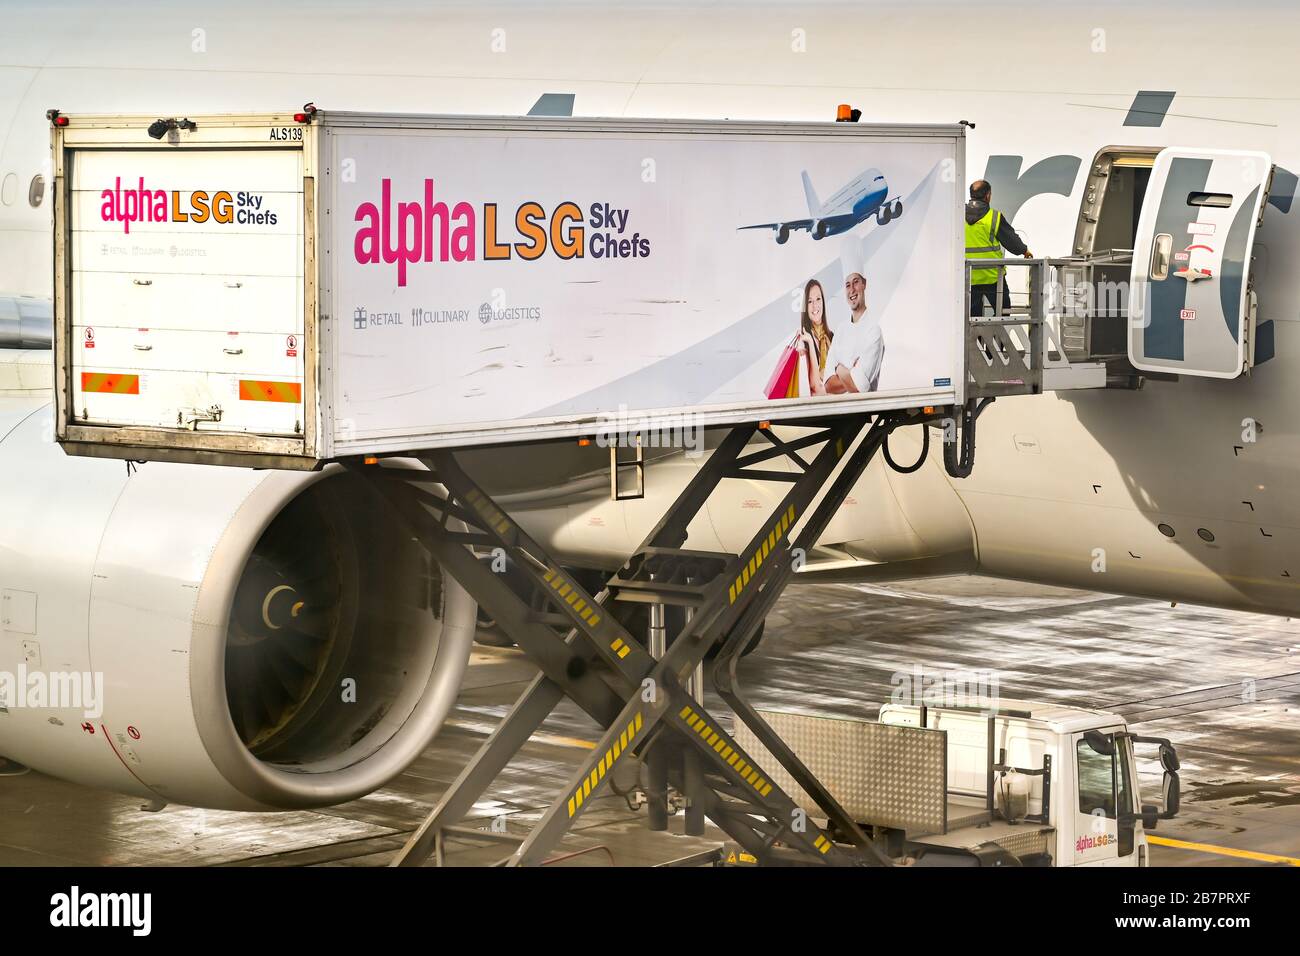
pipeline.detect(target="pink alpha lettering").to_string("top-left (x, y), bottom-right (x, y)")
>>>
top-left (353, 179), bottom-right (476, 286)
top-left (99, 177), bottom-right (167, 235)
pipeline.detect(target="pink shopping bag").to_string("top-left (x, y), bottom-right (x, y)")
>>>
top-left (764, 336), bottom-right (801, 399)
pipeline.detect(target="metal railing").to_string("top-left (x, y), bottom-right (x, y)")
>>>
top-left (964, 257), bottom-right (1051, 398)
top-left (964, 255), bottom-right (1126, 397)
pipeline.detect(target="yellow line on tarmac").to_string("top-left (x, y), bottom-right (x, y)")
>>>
top-left (1148, 835), bottom-right (1300, 866)
top-left (444, 718), bottom-right (597, 751)
top-left (537, 733), bottom-right (598, 750)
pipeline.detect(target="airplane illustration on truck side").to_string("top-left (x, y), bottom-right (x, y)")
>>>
top-left (739, 167), bottom-right (902, 243)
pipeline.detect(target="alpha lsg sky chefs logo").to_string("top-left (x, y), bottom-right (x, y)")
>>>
top-left (99, 177), bottom-right (280, 234)
top-left (353, 179), bottom-right (653, 286)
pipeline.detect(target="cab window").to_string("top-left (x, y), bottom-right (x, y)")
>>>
top-left (1077, 735), bottom-right (1132, 817)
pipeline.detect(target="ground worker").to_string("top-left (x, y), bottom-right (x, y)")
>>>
top-left (965, 179), bottom-right (1032, 316)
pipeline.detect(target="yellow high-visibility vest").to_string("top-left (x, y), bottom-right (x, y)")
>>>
top-left (965, 208), bottom-right (1003, 285)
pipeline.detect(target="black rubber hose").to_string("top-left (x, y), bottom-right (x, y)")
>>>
top-left (882, 422), bottom-right (930, 474)
top-left (943, 398), bottom-right (994, 479)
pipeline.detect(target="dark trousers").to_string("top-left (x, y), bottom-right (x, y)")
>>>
top-left (970, 282), bottom-right (1010, 317)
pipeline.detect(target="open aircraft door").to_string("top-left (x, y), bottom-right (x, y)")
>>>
top-left (1129, 148), bottom-right (1272, 378)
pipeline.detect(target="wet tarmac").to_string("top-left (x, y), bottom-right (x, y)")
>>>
top-left (2, 575), bottom-right (1297, 867)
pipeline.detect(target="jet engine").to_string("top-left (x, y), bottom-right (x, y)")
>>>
top-left (0, 399), bottom-right (476, 810)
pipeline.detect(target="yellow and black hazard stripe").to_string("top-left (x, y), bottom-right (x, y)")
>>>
top-left (462, 489), bottom-right (614, 649)
top-left (729, 503), bottom-right (796, 605)
top-left (725, 433), bottom-right (849, 607)
top-left (678, 704), bottom-right (772, 798)
top-left (679, 706), bottom-right (833, 856)
top-left (567, 712), bottom-right (643, 817)
top-left (463, 487), bottom-right (512, 536)
top-left (541, 566), bottom-right (605, 633)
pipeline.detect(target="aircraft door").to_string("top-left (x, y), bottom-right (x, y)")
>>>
top-left (1129, 148), bottom-right (1272, 378)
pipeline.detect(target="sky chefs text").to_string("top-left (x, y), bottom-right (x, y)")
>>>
top-left (353, 178), bottom-right (652, 286)
top-left (99, 177), bottom-right (278, 234)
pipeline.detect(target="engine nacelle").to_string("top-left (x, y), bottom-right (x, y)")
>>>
top-left (0, 399), bottom-right (475, 810)
top-left (0, 295), bottom-right (51, 349)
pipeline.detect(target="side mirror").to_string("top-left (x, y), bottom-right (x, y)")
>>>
top-left (1161, 771), bottom-right (1180, 819)
top-left (1083, 730), bottom-right (1115, 756)
top-left (1159, 742), bottom-right (1181, 773)
top-left (1129, 733), bottom-right (1181, 771)
top-left (1127, 733), bottom-right (1182, 819)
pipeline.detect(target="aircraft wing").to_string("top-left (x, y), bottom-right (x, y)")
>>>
top-left (737, 219), bottom-right (814, 233)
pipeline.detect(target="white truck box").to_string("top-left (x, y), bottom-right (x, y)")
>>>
top-left (51, 110), bottom-right (966, 469)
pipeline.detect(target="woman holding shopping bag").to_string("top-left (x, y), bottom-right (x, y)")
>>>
top-left (765, 278), bottom-right (835, 399)
top-left (793, 278), bottom-right (835, 396)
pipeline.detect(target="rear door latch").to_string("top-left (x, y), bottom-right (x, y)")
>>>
top-left (179, 405), bottom-right (223, 429)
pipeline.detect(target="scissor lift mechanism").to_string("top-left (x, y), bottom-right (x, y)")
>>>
top-left (352, 409), bottom-right (968, 866)
top-left (346, 264), bottom-right (1084, 867)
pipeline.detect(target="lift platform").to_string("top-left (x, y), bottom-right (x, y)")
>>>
top-left (965, 257), bottom-right (1110, 397)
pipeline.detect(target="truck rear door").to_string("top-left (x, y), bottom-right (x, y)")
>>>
top-left (1129, 148), bottom-right (1272, 378)
top-left (67, 144), bottom-right (305, 437)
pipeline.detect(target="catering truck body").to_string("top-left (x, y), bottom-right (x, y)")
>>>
top-left (50, 109), bottom-right (966, 468)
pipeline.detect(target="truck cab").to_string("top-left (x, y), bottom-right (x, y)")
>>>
top-left (734, 699), bottom-right (1181, 866)
top-left (881, 700), bottom-right (1179, 866)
